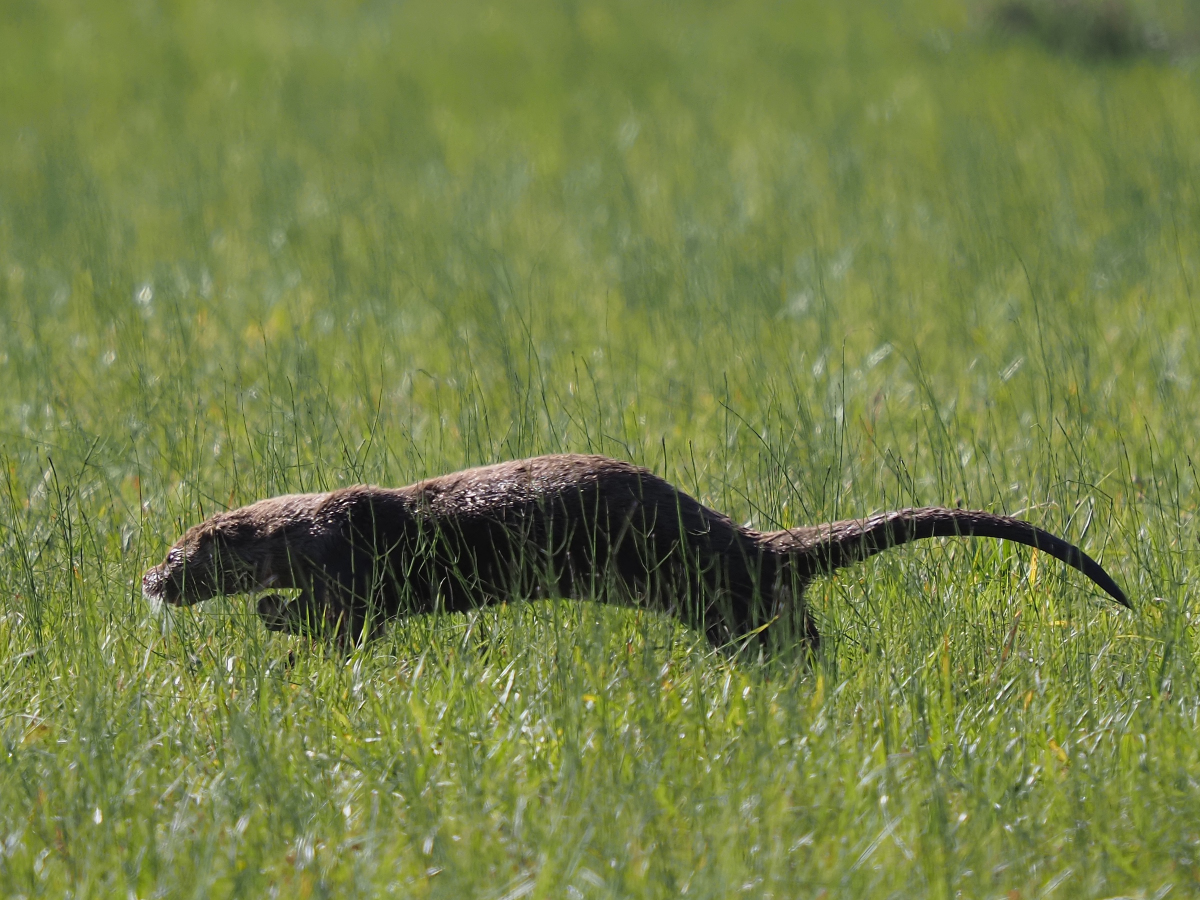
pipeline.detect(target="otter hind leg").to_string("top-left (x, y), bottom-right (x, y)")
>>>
top-left (772, 581), bottom-right (821, 651)
top-left (746, 572), bottom-right (821, 653)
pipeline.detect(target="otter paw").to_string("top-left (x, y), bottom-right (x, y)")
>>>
top-left (257, 594), bottom-right (301, 633)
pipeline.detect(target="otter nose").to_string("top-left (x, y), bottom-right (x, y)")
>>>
top-left (142, 566), bottom-right (167, 600)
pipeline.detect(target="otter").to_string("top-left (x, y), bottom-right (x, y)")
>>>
top-left (142, 454), bottom-right (1130, 649)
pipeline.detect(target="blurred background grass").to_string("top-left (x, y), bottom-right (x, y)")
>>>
top-left (2, 0), bottom-right (1200, 896)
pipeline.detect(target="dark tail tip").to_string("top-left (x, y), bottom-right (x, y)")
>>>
top-left (1089, 567), bottom-right (1131, 609)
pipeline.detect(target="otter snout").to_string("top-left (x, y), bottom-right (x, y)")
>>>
top-left (142, 563), bottom-right (183, 606)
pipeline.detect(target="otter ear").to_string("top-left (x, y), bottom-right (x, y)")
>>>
top-left (209, 520), bottom-right (255, 560)
top-left (220, 518), bottom-right (257, 538)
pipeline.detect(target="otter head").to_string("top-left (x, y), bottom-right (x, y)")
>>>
top-left (142, 517), bottom-right (274, 607)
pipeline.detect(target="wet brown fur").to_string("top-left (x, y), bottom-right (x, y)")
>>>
top-left (142, 454), bottom-right (1129, 648)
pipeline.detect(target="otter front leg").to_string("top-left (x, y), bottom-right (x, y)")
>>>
top-left (255, 582), bottom-right (378, 645)
top-left (257, 590), bottom-right (323, 636)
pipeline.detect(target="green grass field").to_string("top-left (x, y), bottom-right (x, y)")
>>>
top-left (3, 0), bottom-right (1200, 895)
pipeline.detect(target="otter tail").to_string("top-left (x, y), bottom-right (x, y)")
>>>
top-left (765, 507), bottom-right (1130, 608)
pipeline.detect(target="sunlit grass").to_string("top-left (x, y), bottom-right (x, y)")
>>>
top-left (1, 0), bottom-right (1198, 896)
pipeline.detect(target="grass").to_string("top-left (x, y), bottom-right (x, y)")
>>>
top-left (2, 0), bottom-right (1199, 895)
